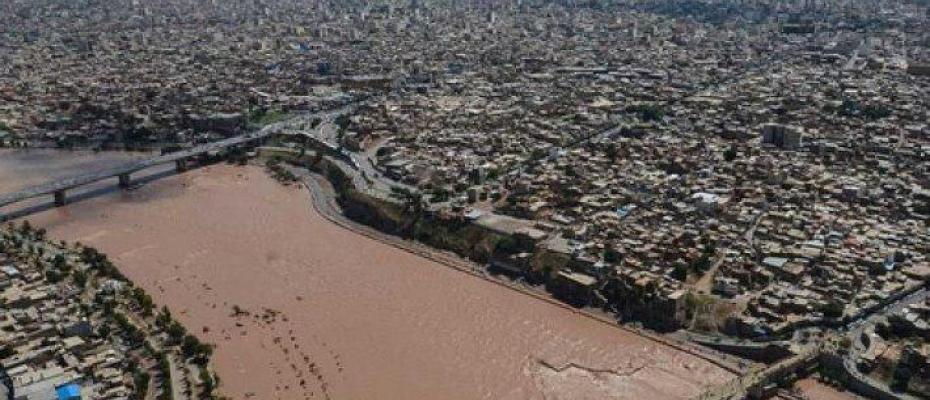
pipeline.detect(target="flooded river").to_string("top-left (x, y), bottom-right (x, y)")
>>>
top-left (0, 148), bottom-right (155, 217)
top-left (3, 152), bottom-right (734, 400)
top-left (794, 379), bottom-right (864, 400)
top-left (0, 148), bottom-right (149, 193)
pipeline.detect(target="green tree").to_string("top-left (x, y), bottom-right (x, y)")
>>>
top-left (167, 321), bottom-right (187, 343)
top-left (97, 324), bottom-right (111, 339)
top-left (132, 287), bottom-right (155, 316)
top-left (156, 306), bottom-right (172, 329)
top-left (0, 346), bottom-right (16, 359)
top-left (73, 269), bottom-right (87, 287)
top-left (334, 114), bottom-right (351, 131)
top-left (132, 370), bottom-right (150, 400)
top-left (821, 299), bottom-right (845, 319)
top-left (672, 263), bottom-right (689, 281)
top-left (626, 104), bottom-right (666, 122)
top-left (45, 269), bottom-right (63, 283)
top-left (200, 368), bottom-right (215, 397)
top-left (892, 360), bottom-right (913, 392)
top-left (182, 334), bottom-right (213, 365)
top-left (692, 254), bottom-right (712, 272)
top-left (603, 247), bottom-right (622, 264)
top-left (723, 145), bottom-right (738, 162)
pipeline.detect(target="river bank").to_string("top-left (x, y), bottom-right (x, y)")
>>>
top-left (292, 164), bottom-right (750, 375)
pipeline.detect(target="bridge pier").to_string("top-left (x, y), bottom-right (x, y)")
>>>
top-left (175, 158), bottom-right (189, 173)
top-left (118, 173), bottom-right (132, 188)
top-left (53, 190), bottom-right (67, 207)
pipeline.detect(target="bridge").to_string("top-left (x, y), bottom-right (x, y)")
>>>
top-left (0, 109), bottom-right (343, 220)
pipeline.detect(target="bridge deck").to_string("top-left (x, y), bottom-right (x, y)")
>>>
top-left (0, 108), bottom-right (342, 210)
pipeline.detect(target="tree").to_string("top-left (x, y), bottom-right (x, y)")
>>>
top-left (167, 321), bottom-right (187, 343)
top-left (71, 270), bottom-right (87, 288)
top-left (822, 299), bottom-right (845, 319)
top-left (181, 334), bottom-right (202, 358)
top-left (45, 269), bottom-right (63, 283)
top-left (626, 104), bottom-right (666, 122)
top-left (334, 114), bottom-right (351, 131)
top-left (604, 143), bottom-right (620, 161)
top-left (723, 145), bottom-right (738, 162)
top-left (182, 334), bottom-right (213, 365)
top-left (132, 287), bottom-right (155, 316)
top-left (837, 336), bottom-right (852, 352)
top-left (156, 306), bottom-right (172, 329)
top-left (494, 236), bottom-right (521, 254)
top-left (892, 360), bottom-right (913, 392)
top-left (132, 370), bottom-right (150, 400)
top-left (97, 324), bottom-right (111, 339)
top-left (603, 247), bottom-right (622, 264)
top-left (199, 368), bottom-right (215, 397)
top-left (428, 187), bottom-right (451, 203)
top-left (0, 346), bottom-right (16, 359)
top-left (672, 263), bottom-right (689, 281)
top-left (692, 254), bottom-right (712, 272)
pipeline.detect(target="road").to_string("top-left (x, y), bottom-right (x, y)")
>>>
top-left (743, 207), bottom-right (768, 252)
top-left (692, 282), bottom-right (929, 399)
top-left (693, 205), bottom-right (767, 295)
top-left (277, 112), bottom-right (415, 197)
top-left (167, 354), bottom-right (191, 400)
top-left (837, 288), bottom-right (930, 400)
top-left (693, 253), bottom-right (728, 294)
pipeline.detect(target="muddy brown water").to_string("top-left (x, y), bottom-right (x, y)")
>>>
top-left (4, 152), bottom-right (734, 400)
top-left (794, 379), bottom-right (865, 400)
top-left (0, 148), bottom-right (150, 192)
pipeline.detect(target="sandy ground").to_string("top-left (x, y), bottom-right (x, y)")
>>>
top-left (795, 379), bottom-right (865, 400)
top-left (21, 163), bottom-right (734, 400)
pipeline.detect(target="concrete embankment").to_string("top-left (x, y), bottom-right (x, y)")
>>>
top-left (261, 147), bottom-right (538, 273)
top-left (685, 333), bottom-right (794, 363)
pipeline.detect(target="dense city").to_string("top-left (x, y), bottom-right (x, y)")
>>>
top-left (1, 222), bottom-right (217, 400)
top-left (1, 0), bottom-right (930, 399)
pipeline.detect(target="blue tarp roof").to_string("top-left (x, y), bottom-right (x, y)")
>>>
top-left (55, 383), bottom-right (81, 400)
